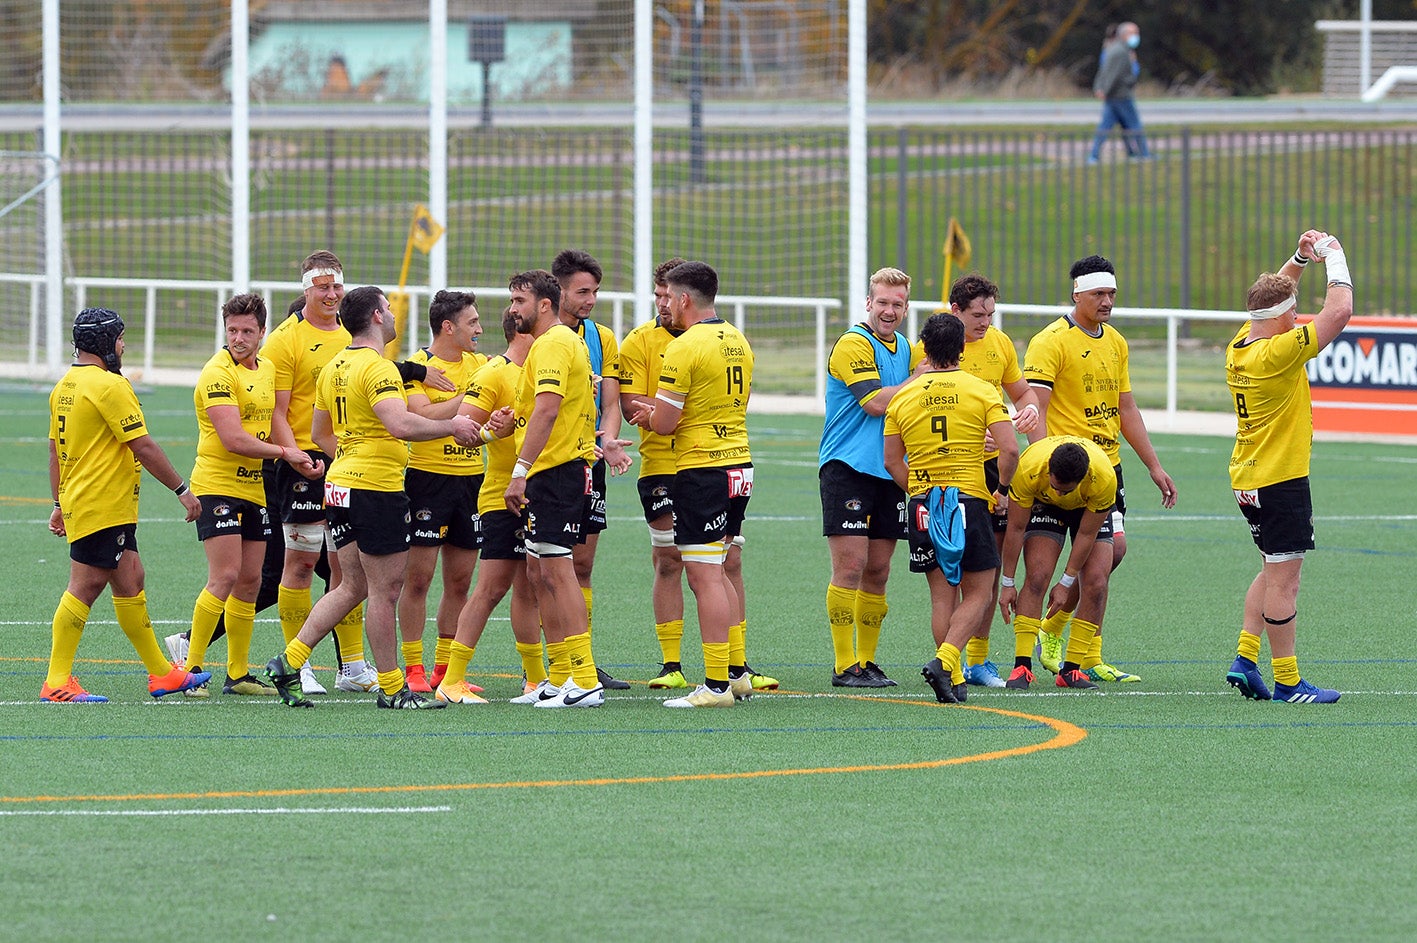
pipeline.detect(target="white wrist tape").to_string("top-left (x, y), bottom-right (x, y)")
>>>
top-left (1323, 250), bottom-right (1351, 288)
top-left (1058, 573), bottom-right (1077, 589)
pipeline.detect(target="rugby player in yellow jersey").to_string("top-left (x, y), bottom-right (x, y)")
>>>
top-left (264, 286), bottom-right (477, 709)
top-left (551, 249), bottom-right (633, 690)
top-left (261, 250), bottom-right (372, 695)
top-left (883, 312), bottom-right (1017, 705)
top-left (398, 290), bottom-right (486, 693)
top-left (182, 293), bottom-right (320, 698)
top-left (437, 311), bottom-right (543, 704)
top-left (42, 308), bottom-right (208, 702)
top-left (619, 257), bottom-right (691, 687)
top-left (1022, 255), bottom-right (1177, 683)
top-left (626, 261), bottom-right (755, 708)
top-left (504, 269), bottom-right (613, 708)
top-left (819, 267), bottom-right (915, 689)
top-left (910, 274), bottom-right (1043, 689)
top-left (996, 436), bottom-right (1118, 691)
top-left (1224, 230), bottom-right (1352, 704)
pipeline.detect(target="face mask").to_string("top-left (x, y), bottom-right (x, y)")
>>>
top-left (1126, 34), bottom-right (1140, 49)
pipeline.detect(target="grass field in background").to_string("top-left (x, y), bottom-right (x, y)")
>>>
top-left (2, 386), bottom-right (1415, 941)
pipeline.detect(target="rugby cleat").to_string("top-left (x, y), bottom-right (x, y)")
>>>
top-left (1085, 662), bottom-right (1140, 683)
top-left (963, 660), bottom-right (1006, 688)
top-left (1272, 679), bottom-right (1340, 704)
top-left (1056, 668), bottom-right (1099, 690)
top-left (744, 663), bottom-right (781, 691)
top-left (920, 658), bottom-right (959, 704)
top-left (535, 679), bottom-right (605, 708)
top-left (1225, 656), bottom-right (1272, 701)
top-left (377, 686), bottom-right (446, 709)
top-left (149, 665), bottom-right (211, 698)
top-left (435, 680), bottom-right (489, 705)
top-left (222, 673), bottom-right (277, 696)
top-left (1004, 665), bottom-right (1034, 690)
top-left (405, 664), bottom-right (433, 694)
top-left (663, 684), bottom-right (735, 708)
top-left (729, 673), bottom-right (753, 701)
top-left (649, 663), bottom-right (690, 689)
top-left (860, 662), bottom-right (897, 687)
top-left (1035, 631), bottom-right (1063, 674)
top-left (39, 675), bottom-right (108, 703)
top-left (266, 653), bottom-right (314, 708)
top-left (597, 667), bottom-right (631, 691)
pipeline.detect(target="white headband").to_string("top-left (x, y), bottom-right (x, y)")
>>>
top-left (302, 267), bottom-right (343, 290)
top-left (1073, 272), bottom-right (1118, 293)
top-left (1248, 294), bottom-right (1297, 321)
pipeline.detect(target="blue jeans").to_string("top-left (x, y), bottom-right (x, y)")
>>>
top-left (1090, 98), bottom-right (1150, 159)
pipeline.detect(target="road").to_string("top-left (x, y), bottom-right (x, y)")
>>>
top-left (2, 97), bottom-right (1416, 133)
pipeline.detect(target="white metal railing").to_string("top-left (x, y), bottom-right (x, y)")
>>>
top-left (899, 299), bottom-right (1249, 424)
top-left (0, 273), bottom-right (842, 397)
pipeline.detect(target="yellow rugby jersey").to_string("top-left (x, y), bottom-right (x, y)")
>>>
top-left (190, 349), bottom-right (275, 504)
top-left (913, 326), bottom-right (1023, 460)
top-left (466, 354), bottom-right (523, 516)
top-left (263, 313), bottom-right (351, 451)
top-left (1226, 322), bottom-right (1320, 490)
top-left (404, 347), bottom-right (487, 476)
top-left (49, 365), bottom-right (146, 542)
top-left (618, 318), bottom-right (680, 477)
top-left (1023, 315), bottom-right (1130, 463)
top-left (1010, 436), bottom-right (1117, 513)
top-left (514, 324), bottom-right (597, 476)
top-left (658, 318), bottom-right (753, 471)
top-left (315, 347), bottom-right (410, 492)
top-left (884, 368), bottom-right (1010, 504)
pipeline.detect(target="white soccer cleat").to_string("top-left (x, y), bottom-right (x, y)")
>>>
top-left (299, 662), bottom-right (327, 695)
top-left (335, 659), bottom-right (379, 693)
top-left (533, 679), bottom-right (604, 708)
top-left (163, 633), bottom-right (189, 667)
top-left (510, 680), bottom-right (557, 704)
top-left (663, 684), bottom-right (735, 708)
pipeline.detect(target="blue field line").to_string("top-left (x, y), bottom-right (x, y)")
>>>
top-left (0, 720), bottom-right (1048, 744)
top-left (1078, 719), bottom-right (1417, 732)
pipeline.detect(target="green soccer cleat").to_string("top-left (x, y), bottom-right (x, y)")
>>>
top-left (1034, 632), bottom-right (1063, 675)
top-left (648, 663), bottom-right (690, 689)
top-left (745, 663), bottom-right (781, 691)
top-left (265, 654), bottom-right (314, 708)
top-left (1086, 662), bottom-right (1140, 683)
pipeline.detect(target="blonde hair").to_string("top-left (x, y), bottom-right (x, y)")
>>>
top-left (869, 266), bottom-right (911, 297)
top-left (1246, 273), bottom-right (1296, 312)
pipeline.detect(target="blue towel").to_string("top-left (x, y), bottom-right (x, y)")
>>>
top-left (926, 485), bottom-right (966, 586)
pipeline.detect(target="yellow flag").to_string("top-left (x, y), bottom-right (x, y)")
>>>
top-left (409, 204), bottom-right (445, 254)
top-left (940, 217), bottom-right (972, 307)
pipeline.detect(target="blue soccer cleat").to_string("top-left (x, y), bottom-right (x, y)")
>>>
top-left (1272, 678), bottom-right (1340, 704)
top-left (1225, 656), bottom-right (1271, 701)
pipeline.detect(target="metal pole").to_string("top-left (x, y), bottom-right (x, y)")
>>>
top-left (43, 0), bottom-right (63, 377)
top-left (635, 0), bottom-right (653, 324)
top-left (1360, 0), bottom-right (1373, 95)
top-left (690, 0), bottom-right (705, 184)
top-left (232, 0), bottom-right (250, 293)
top-left (430, 0), bottom-right (448, 327)
top-left (848, 0), bottom-right (866, 310)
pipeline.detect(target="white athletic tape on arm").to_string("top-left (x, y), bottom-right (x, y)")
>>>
top-left (302, 267), bottom-right (343, 289)
top-left (1073, 272), bottom-right (1117, 293)
top-left (1248, 295), bottom-right (1297, 320)
top-left (1313, 235), bottom-right (1352, 286)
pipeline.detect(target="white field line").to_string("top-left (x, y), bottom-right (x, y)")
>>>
top-left (0, 805), bottom-right (451, 817)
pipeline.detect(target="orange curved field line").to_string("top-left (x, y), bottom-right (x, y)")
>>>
top-left (0, 696), bottom-right (1085, 805)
